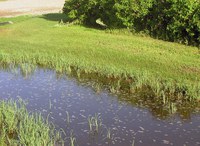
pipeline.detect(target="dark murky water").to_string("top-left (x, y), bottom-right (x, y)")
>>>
top-left (0, 67), bottom-right (200, 146)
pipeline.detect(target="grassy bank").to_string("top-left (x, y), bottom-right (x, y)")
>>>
top-left (0, 99), bottom-right (62, 145)
top-left (0, 13), bottom-right (199, 99)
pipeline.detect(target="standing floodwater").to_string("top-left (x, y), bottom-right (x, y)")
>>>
top-left (0, 67), bottom-right (200, 146)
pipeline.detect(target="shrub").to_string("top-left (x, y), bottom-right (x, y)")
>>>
top-left (63, 0), bottom-right (200, 46)
top-left (63, 0), bottom-right (153, 28)
top-left (141, 0), bottom-right (200, 46)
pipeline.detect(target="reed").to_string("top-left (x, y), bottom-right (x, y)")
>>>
top-left (106, 128), bottom-right (111, 140)
top-left (131, 140), bottom-right (135, 146)
top-left (49, 99), bottom-right (52, 109)
top-left (0, 99), bottom-right (63, 146)
top-left (69, 131), bottom-right (76, 146)
top-left (66, 111), bottom-right (70, 125)
top-left (88, 113), bottom-right (102, 133)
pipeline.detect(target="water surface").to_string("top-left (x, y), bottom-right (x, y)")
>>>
top-left (0, 67), bottom-right (200, 146)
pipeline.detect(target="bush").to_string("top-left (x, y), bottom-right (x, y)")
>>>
top-left (63, 0), bottom-right (200, 46)
top-left (63, 0), bottom-right (153, 27)
top-left (140, 0), bottom-right (200, 46)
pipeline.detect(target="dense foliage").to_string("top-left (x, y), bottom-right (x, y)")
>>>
top-left (63, 0), bottom-right (153, 27)
top-left (141, 0), bottom-right (200, 45)
top-left (63, 0), bottom-right (200, 46)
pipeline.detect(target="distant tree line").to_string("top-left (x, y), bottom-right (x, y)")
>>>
top-left (63, 0), bottom-right (200, 46)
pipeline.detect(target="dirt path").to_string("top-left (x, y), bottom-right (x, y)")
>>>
top-left (0, 0), bottom-right (65, 17)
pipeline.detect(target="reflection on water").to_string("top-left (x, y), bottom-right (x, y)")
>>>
top-left (0, 65), bottom-right (200, 146)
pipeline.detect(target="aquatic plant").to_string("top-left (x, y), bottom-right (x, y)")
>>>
top-left (66, 111), bottom-right (70, 125)
top-left (69, 130), bottom-right (76, 146)
top-left (88, 113), bottom-right (102, 133)
top-left (49, 99), bottom-right (53, 109)
top-left (131, 140), bottom-right (135, 146)
top-left (0, 99), bottom-right (63, 146)
top-left (106, 128), bottom-right (111, 140)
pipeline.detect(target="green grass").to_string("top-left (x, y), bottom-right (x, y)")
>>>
top-left (0, 99), bottom-right (63, 146)
top-left (0, 13), bottom-right (199, 99)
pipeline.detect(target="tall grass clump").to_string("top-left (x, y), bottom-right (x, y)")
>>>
top-left (0, 99), bottom-right (63, 146)
top-left (88, 113), bottom-right (102, 133)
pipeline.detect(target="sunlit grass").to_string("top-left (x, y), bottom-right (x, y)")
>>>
top-left (0, 13), bottom-right (199, 99)
top-left (0, 99), bottom-right (63, 146)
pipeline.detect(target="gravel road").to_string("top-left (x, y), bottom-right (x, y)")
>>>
top-left (0, 0), bottom-right (65, 17)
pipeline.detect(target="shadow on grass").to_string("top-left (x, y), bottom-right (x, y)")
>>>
top-left (41, 13), bottom-right (106, 29)
top-left (40, 13), bottom-right (67, 22)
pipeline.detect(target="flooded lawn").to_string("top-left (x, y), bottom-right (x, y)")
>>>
top-left (0, 67), bottom-right (200, 146)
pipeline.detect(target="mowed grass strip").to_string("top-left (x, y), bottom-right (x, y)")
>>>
top-left (0, 14), bottom-right (199, 98)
